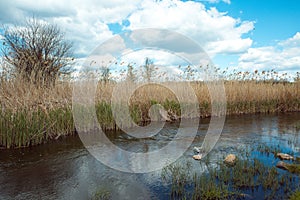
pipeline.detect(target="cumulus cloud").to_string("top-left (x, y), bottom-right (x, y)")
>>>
top-left (127, 1), bottom-right (254, 56)
top-left (237, 32), bottom-right (300, 72)
top-left (0, 0), bottom-right (142, 57)
top-left (207, 38), bottom-right (253, 54)
top-left (190, 0), bottom-right (231, 4)
top-left (0, 0), bottom-right (253, 60)
top-left (279, 32), bottom-right (300, 48)
top-left (0, 0), bottom-right (140, 23)
top-left (121, 49), bottom-right (188, 67)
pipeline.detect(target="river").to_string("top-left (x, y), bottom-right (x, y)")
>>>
top-left (1, 113), bottom-right (300, 199)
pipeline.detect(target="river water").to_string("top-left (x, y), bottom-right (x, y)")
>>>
top-left (1, 113), bottom-right (300, 199)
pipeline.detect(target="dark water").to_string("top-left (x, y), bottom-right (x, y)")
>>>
top-left (1, 113), bottom-right (300, 200)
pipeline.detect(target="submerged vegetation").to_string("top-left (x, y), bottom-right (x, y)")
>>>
top-left (91, 188), bottom-right (111, 200)
top-left (290, 190), bottom-right (300, 200)
top-left (161, 145), bottom-right (300, 200)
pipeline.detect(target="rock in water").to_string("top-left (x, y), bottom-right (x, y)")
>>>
top-left (277, 153), bottom-right (294, 160)
top-left (276, 161), bottom-right (290, 171)
top-left (193, 154), bottom-right (202, 160)
top-left (276, 161), bottom-right (300, 174)
top-left (224, 154), bottom-right (237, 165)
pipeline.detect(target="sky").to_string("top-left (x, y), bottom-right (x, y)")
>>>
top-left (0, 0), bottom-right (299, 75)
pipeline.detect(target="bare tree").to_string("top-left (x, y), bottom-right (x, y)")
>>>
top-left (1, 17), bottom-right (74, 86)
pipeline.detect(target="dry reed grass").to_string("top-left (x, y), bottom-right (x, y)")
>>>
top-left (1, 66), bottom-right (300, 148)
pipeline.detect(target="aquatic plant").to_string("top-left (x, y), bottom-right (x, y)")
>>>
top-left (0, 107), bottom-right (74, 148)
top-left (284, 164), bottom-right (300, 174)
top-left (161, 145), bottom-right (300, 200)
top-left (161, 161), bottom-right (192, 198)
top-left (91, 188), bottom-right (111, 200)
top-left (289, 190), bottom-right (300, 200)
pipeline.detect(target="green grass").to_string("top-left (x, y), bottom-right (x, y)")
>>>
top-left (91, 188), bottom-right (111, 200)
top-left (0, 107), bottom-right (74, 148)
top-left (285, 164), bottom-right (300, 174)
top-left (290, 190), bottom-right (300, 200)
top-left (0, 101), bottom-right (142, 148)
top-left (2, 96), bottom-right (300, 148)
top-left (161, 148), bottom-right (299, 200)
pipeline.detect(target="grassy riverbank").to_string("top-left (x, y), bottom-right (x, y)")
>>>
top-left (1, 74), bottom-right (300, 148)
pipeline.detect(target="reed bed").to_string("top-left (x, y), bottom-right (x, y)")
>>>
top-left (95, 80), bottom-right (300, 118)
top-left (0, 74), bottom-right (74, 148)
top-left (1, 68), bottom-right (300, 148)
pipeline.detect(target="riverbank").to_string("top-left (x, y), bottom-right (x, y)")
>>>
top-left (1, 79), bottom-right (300, 148)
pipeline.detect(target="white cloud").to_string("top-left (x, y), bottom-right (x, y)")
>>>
top-left (279, 32), bottom-right (300, 48)
top-left (92, 35), bottom-right (127, 56)
top-left (127, 1), bottom-right (254, 56)
top-left (0, 0), bottom-right (143, 57)
top-left (222, 0), bottom-right (231, 4)
top-left (193, 0), bottom-right (231, 4)
top-left (121, 49), bottom-right (187, 67)
top-left (207, 38), bottom-right (253, 54)
top-left (237, 32), bottom-right (300, 72)
top-left (59, 18), bottom-right (113, 57)
top-left (0, 0), bottom-right (141, 23)
top-left (0, 0), bottom-right (253, 59)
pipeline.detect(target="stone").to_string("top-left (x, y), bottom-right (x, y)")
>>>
top-left (193, 154), bottom-right (203, 160)
top-left (276, 161), bottom-right (300, 174)
top-left (276, 161), bottom-right (290, 171)
top-left (277, 153), bottom-right (294, 160)
top-left (224, 154), bottom-right (237, 165)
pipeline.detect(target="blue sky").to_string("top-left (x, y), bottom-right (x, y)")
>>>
top-left (0, 0), bottom-right (299, 74)
top-left (214, 0), bottom-right (300, 45)
top-left (197, 0), bottom-right (300, 72)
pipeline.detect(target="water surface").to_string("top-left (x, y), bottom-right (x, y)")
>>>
top-left (1, 113), bottom-right (300, 199)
